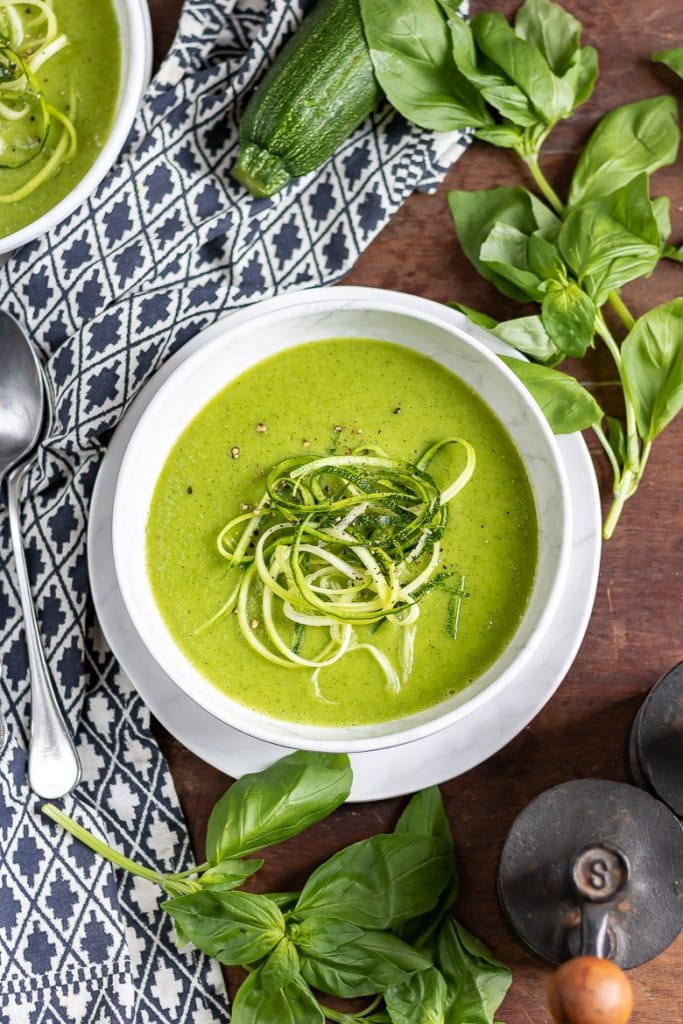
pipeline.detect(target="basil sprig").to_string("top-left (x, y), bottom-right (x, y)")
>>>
top-left (359, 0), bottom-right (681, 537)
top-left (43, 753), bottom-right (510, 1024)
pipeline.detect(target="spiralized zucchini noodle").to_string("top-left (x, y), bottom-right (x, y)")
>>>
top-left (0, 0), bottom-right (77, 201)
top-left (208, 439), bottom-right (476, 698)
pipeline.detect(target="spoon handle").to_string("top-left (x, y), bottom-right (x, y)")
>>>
top-left (6, 467), bottom-right (81, 798)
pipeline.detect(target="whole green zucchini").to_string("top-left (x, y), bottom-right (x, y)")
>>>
top-left (232, 0), bottom-right (382, 197)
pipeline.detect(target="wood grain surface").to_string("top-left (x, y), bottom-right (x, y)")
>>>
top-left (147, 1), bottom-right (683, 1020)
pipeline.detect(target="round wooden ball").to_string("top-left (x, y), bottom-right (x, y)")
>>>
top-left (547, 957), bottom-right (634, 1024)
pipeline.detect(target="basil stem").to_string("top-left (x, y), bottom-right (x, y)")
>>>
top-left (42, 803), bottom-right (205, 890)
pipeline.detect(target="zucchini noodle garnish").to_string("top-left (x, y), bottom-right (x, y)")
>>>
top-left (0, 0), bottom-right (77, 198)
top-left (209, 439), bottom-right (475, 699)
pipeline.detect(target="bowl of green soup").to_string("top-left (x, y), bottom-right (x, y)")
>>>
top-left (0, 0), bottom-right (151, 253)
top-left (112, 287), bottom-right (572, 752)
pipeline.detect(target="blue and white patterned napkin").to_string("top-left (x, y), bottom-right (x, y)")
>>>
top-left (0, 0), bottom-right (469, 1019)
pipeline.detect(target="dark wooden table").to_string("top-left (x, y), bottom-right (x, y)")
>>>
top-left (148, 1), bottom-right (683, 1019)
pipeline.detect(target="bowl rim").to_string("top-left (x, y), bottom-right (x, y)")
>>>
top-left (0, 0), bottom-right (152, 256)
top-left (112, 286), bottom-right (573, 752)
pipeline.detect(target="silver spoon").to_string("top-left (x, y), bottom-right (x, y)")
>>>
top-left (0, 310), bottom-right (81, 797)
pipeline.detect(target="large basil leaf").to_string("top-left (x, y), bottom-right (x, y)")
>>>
top-left (298, 923), bottom-right (431, 997)
top-left (652, 48), bottom-right (683, 81)
top-left (493, 315), bottom-right (562, 365)
top-left (293, 915), bottom-right (366, 955)
top-left (448, 186), bottom-right (559, 301)
top-left (162, 890), bottom-right (285, 965)
top-left (621, 298), bottom-right (683, 441)
top-left (438, 918), bottom-right (512, 1024)
top-left (294, 834), bottom-right (452, 929)
top-left (359, 0), bottom-right (489, 131)
top-left (471, 12), bottom-right (571, 122)
top-left (394, 787), bottom-right (453, 848)
top-left (205, 750), bottom-right (351, 862)
top-left (385, 966), bottom-right (448, 1024)
top-left (394, 788), bottom-right (457, 946)
top-left (559, 176), bottom-right (661, 304)
top-left (512, 0), bottom-right (598, 112)
top-left (443, 9), bottom-right (538, 127)
top-left (513, 0), bottom-right (580, 75)
top-left (568, 96), bottom-right (679, 206)
top-left (500, 356), bottom-right (603, 433)
top-left (231, 968), bottom-right (323, 1024)
top-left (541, 281), bottom-right (596, 358)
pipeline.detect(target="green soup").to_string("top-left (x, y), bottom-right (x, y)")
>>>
top-left (0, 0), bottom-right (121, 237)
top-left (146, 339), bottom-right (538, 727)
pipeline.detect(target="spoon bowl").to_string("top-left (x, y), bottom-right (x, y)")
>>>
top-left (0, 313), bottom-right (44, 477)
top-left (0, 311), bottom-right (81, 797)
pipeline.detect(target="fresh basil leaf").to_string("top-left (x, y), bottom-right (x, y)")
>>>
top-left (479, 222), bottom-right (545, 299)
top-left (199, 857), bottom-right (263, 891)
top-left (513, 0), bottom-right (581, 76)
top-left (293, 915), bottom-right (366, 956)
top-left (162, 890), bottom-right (285, 965)
top-left (393, 790), bottom-right (457, 947)
top-left (597, 173), bottom-right (661, 247)
top-left (560, 44), bottom-right (598, 109)
top-left (232, 968), bottom-right (323, 1024)
top-left (621, 298), bottom-right (683, 441)
top-left (443, 10), bottom-right (539, 127)
top-left (385, 965), bottom-right (448, 1024)
top-left (500, 356), bottom-right (603, 433)
top-left (395, 787), bottom-right (453, 849)
top-left (568, 96), bottom-right (680, 206)
top-left (448, 186), bottom-right (559, 301)
top-left (472, 12), bottom-right (570, 122)
top-left (205, 750), bottom-right (351, 863)
top-left (527, 231), bottom-right (567, 281)
top-left (559, 177), bottom-right (661, 304)
top-left (493, 315), bottom-right (562, 365)
top-left (260, 938), bottom-right (300, 995)
top-left (294, 834), bottom-right (452, 929)
top-left (652, 48), bottom-right (683, 81)
top-left (559, 209), bottom-right (659, 304)
top-left (438, 917), bottom-right (512, 1024)
top-left (299, 926), bottom-right (432, 998)
top-left (510, 0), bottom-right (598, 113)
top-left (359, 0), bottom-right (490, 131)
top-left (541, 281), bottom-right (596, 358)
top-left (606, 416), bottom-right (626, 468)
top-left (474, 123), bottom-right (525, 149)
top-left (447, 301), bottom-right (498, 329)
top-left (652, 196), bottom-right (672, 244)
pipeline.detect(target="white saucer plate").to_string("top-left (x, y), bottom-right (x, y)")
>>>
top-left (88, 294), bottom-right (601, 802)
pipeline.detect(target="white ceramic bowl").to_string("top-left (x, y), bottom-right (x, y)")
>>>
top-left (112, 287), bottom-right (573, 753)
top-left (0, 0), bottom-right (152, 255)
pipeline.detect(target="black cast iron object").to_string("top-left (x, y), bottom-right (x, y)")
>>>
top-left (498, 779), bottom-right (683, 969)
top-left (629, 661), bottom-right (683, 819)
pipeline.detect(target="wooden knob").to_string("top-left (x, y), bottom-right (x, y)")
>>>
top-left (547, 957), bottom-right (634, 1024)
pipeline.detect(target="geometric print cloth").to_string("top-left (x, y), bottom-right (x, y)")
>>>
top-left (0, 0), bottom-right (469, 1020)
